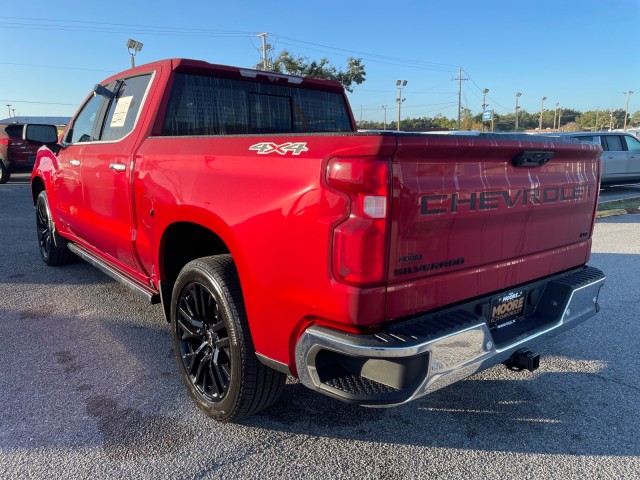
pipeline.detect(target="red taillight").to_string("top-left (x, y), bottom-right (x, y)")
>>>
top-left (0, 138), bottom-right (9, 146)
top-left (326, 157), bottom-right (391, 285)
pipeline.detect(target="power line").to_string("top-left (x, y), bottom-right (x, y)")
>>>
top-left (273, 35), bottom-right (458, 73)
top-left (0, 99), bottom-right (78, 106)
top-left (0, 61), bottom-right (112, 73)
top-left (0, 16), bottom-right (255, 36)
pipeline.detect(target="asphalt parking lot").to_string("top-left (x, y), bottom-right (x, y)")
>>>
top-left (1, 177), bottom-right (640, 479)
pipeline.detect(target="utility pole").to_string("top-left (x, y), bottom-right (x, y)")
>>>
top-left (396, 80), bottom-right (407, 131)
top-left (557, 106), bottom-right (562, 131)
top-left (539, 96), bottom-right (547, 131)
top-left (382, 105), bottom-right (388, 130)
top-left (595, 107), bottom-right (599, 131)
top-left (515, 92), bottom-right (522, 131)
top-left (553, 103), bottom-right (559, 130)
top-left (454, 67), bottom-right (468, 130)
top-left (624, 91), bottom-right (634, 130)
top-left (257, 32), bottom-right (270, 70)
top-left (482, 88), bottom-right (489, 132)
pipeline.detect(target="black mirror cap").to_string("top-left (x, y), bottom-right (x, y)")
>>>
top-left (23, 124), bottom-right (59, 144)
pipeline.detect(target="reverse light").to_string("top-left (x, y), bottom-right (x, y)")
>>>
top-left (326, 157), bottom-right (391, 285)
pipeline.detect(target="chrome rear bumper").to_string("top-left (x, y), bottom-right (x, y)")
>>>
top-left (295, 266), bottom-right (605, 406)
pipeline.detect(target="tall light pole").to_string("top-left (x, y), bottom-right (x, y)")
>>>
top-left (609, 110), bottom-right (614, 130)
top-left (6, 104), bottom-right (11, 118)
top-left (482, 88), bottom-right (489, 132)
top-left (514, 92), bottom-right (522, 131)
top-left (396, 80), bottom-right (407, 131)
top-left (126, 38), bottom-right (143, 68)
top-left (539, 96), bottom-right (547, 131)
top-left (595, 106), bottom-right (599, 131)
top-left (624, 91), bottom-right (634, 130)
top-left (553, 102), bottom-right (559, 130)
top-left (382, 105), bottom-right (388, 130)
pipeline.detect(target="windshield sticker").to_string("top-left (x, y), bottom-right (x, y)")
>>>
top-left (110, 96), bottom-right (133, 127)
top-left (249, 142), bottom-right (308, 155)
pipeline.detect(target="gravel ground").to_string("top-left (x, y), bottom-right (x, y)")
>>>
top-left (1, 177), bottom-right (639, 479)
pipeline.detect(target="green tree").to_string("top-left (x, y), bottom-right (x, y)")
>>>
top-left (270, 51), bottom-right (366, 93)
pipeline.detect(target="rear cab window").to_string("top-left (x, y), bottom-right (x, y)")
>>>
top-left (160, 73), bottom-right (352, 136)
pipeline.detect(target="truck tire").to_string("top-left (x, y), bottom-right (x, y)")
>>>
top-left (170, 255), bottom-right (286, 422)
top-left (35, 191), bottom-right (73, 266)
top-left (0, 162), bottom-right (10, 184)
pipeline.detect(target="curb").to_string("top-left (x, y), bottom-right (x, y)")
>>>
top-left (596, 209), bottom-right (627, 219)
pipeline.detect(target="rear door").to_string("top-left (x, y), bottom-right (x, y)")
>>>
top-left (385, 134), bottom-right (601, 320)
top-left (5, 124), bottom-right (32, 168)
top-left (601, 134), bottom-right (628, 181)
top-left (623, 134), bottom-right (640, 178)
top-left (77, 73), bottom-right (154, 273)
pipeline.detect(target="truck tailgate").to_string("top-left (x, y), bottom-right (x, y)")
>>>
top-left (386, 134), bottom-right (602, 320)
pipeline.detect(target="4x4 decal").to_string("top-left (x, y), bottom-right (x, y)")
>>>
top-left (249, 142), bottom-right (309, 155)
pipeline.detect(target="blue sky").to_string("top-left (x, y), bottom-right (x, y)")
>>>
top-left (1, 0), bottom-right (638, 123)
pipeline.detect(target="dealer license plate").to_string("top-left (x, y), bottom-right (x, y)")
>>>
top-left (489, 289), bottom-right (527, 328)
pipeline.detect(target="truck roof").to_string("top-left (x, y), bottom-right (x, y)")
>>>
top-left (99, 58), bottom-right (346, 93)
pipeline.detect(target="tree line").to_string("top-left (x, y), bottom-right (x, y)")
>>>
top-left (358, 108), bottom-right (640, 132)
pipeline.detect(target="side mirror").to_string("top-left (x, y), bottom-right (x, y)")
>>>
top-left (24, 124), bottom-right (59, 144)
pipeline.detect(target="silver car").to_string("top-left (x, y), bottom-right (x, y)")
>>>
top-left (564, 132), bottom-right (640, 184)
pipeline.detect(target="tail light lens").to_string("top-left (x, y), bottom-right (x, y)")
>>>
top-left (0, 139), bottom-right (9, 146)
top-left (326, 157), bottom-right (391, 285)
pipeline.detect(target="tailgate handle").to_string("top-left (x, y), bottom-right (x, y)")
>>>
top-left (512, 150), bottom-right (554, 167)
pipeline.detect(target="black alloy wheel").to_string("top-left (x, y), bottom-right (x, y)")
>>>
top-left (35, 191), bottom-right (72, 266)
top-left (170, 255), bottom-right (286, 422)
top-left (0, 162), bottom-right (9, 184)
top-left (175, 282), bottom-right (232, 402)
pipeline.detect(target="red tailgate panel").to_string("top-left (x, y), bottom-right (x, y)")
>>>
top-left (386, 134), bottom-right (601, 320)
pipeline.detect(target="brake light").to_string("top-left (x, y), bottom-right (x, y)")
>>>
top-left (0, 139), bottom-right (9, 146)
top-left (326, 157), bottom-right (391, 285)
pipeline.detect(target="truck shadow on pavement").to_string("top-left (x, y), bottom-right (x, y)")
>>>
top-left (1, 245), bottom-right (638, 458)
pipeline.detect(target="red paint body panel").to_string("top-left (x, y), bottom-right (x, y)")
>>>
top-left (31, 59), bottom-right (603, 371)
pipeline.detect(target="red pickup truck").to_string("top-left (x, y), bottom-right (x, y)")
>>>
top-left (30, 59), bottom-right (605, 422)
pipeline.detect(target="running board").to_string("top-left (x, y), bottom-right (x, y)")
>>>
top-left (68, 243), bottom-right (160, 304)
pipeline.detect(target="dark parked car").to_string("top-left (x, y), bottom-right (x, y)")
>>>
top-left (0, 123), bottom-right (58, 183)
top-left (562, 131), bottom-right (640, 184)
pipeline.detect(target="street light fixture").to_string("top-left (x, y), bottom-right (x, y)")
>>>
top-left (539, 96), bottom-right (547, 131)
top-left (514, 92), bottom-right (522, 131)
top-left (624, 91), bottom-right (634, 130)
top-left (6, 104), bottom-right (11, 118)
top-left (126, 38), bottom-right (144, 68)
top-left (396, 80), bottom-right (407, 131)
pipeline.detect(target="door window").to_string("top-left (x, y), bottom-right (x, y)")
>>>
top-left (101, 74), bottom-right (152, 141)
top-left (624, 135), bottom-right (640, 153)
top-left (603, 135), bottom-right (624, 152)
top-left (66, 94), bottom-right (104, 143)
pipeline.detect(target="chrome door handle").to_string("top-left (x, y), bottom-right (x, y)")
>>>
top-left (109, 163), bottom-right (126, 172)
top-left (69, 159), bottom-right (81, 166)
